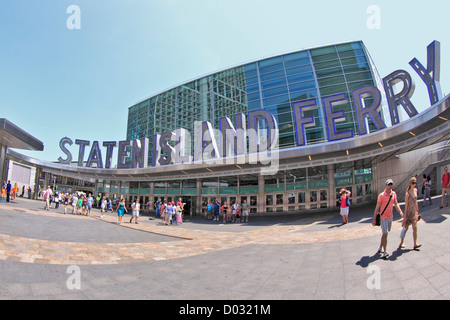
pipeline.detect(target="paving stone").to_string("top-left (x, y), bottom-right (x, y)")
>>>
top-left (0, 197), bottom-right (449, 300)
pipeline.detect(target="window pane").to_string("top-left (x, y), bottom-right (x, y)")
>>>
top-left (314, 59), bottom-right (341, 70)
top-left (259, 63), bottom-right (284, 74)
top-left (259, 56), bottom-right (283, 67)
top-left (310, 46), bottom-right (337, 56)
top-left (285, 65), bottom-right (313, 76)
top-left (262, 86), bottom-right (289, 98)
top-left (289, 80), bottom-right (316, 92)
top-left (284, 57), bottom-right (311, 68)
top-left (287, 72), bottom-right (315, 84)
top-left (319, 76), bottom-right (346, 87)
top-left (260, 70), bottom-right (285, 82)
top-left (261, 78), bottom-right (287, 90)
top-left (312, 52), bottom-right (339, 63)
top-left (283, 51), bottom-right (309, 61)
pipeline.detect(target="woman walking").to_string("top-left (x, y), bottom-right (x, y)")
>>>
top-left (339, 188), bottom-right (351, 224)
top-left (176, 205), bottom-right (183, 225)
top-left (116, 198), bottom-right (127, 224)
top-left (399, 177), bottom-right (422, 250)
top-left (165, 202), bottom-right (174, 226)
top-left (100, 196), bottom-right (107, 218)
top-left (72, 193), bottom-right (78, 214)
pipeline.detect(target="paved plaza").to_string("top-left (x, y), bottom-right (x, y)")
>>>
top-left (0, 195), bottom-right (450, 300)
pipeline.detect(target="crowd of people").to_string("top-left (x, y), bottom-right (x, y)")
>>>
top-left (154, 197), bottom-right (187, 226)
top-left (1, 181), bottom-right (32, 202)
top-left (35, 186), bottom-right (140, 225)
top-left (38, 186), bottom-right (95, 215)
top-left (153, 197), bottom-right (251, 226)
top-left (3, 166), bottom-right (450, 256)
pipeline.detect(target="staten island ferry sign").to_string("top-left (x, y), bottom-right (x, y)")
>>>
top-left (58, 41), bottom-right (444, 169)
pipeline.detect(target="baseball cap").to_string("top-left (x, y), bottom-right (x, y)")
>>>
top-left (385, 179), bottom-right (394, 185)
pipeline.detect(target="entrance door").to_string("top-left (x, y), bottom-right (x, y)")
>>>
top-left (178, 196), bottom-right (197, 216)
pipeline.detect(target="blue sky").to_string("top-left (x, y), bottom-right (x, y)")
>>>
top-left (1, 0), bottom-right (448, 163)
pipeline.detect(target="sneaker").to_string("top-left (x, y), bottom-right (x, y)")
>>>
top-left (382, 251), bottom-right (390, 259)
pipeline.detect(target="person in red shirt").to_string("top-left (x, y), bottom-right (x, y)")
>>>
top-left (372, 179), bottom-right (404, 259)
top-left (339, 188), bottom-right (351, 225)
top-left (440, 166), bottom-right (450, 209)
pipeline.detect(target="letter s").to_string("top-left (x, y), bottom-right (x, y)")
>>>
top-left (58, 137), bottom-right (73, 164)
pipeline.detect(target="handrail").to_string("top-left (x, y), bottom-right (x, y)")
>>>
top-left (396, 141), bottom-right (450, 201)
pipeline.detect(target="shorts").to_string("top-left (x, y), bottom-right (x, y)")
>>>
top-left (340, 207), bottom-right (349, 216)
top-left (381, 218), bottom-right (392, 235)
top-left (86, 204), bottom-right (92, 211)
top-left (132, 210), bottom-right (139, 217)
top-left (242, 211), bottom-right (249, 216)
top-left (443, 187), bottom-right (450, 194)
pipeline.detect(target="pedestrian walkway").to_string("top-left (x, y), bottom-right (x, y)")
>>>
top-left (0, 196), bottom-right (449, 299)
top-left (0, 198), bottom-right (404, 265)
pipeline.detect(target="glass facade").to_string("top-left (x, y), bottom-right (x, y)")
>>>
top-left (53, 159), bottom-right (372, 215)
top-left (127, 41), bottom-right (383, 161)
top-left (98, 41), bottom-right (382, 216)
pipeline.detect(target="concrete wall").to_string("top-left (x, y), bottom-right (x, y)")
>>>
top-left (374, 142), bottom-right (447, 198)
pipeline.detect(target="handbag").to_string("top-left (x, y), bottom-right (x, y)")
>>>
top-left (375, 194), bottom-right (392, 226)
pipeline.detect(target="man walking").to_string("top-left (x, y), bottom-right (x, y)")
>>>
top-left (130, 198), bottom-right (140, 224)
top-left (6, 180), bottom-right (11, 202)
top-left (440, 166), bottom-right (450, 209)
top-left (155, 198), bottom-right (161, 219)
top-left (372, 179), bottom-right (404, 259)
top-left (213, 199), bottom-right (220, 221)
top-left (43, 186), bottom-right (53, 210)
top-left (86, 193), bottom-right (94, 216)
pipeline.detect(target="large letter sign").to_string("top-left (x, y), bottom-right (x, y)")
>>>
top-left (58, 41), bottom-right (446, 169)
top-left (293, 99), bottom-right (318, 147)
top-left (409, 40), bottom-right (443, 106)
top-left (382, 70), bottom-right (417, 125)
top-left (352, 86), bottom-right (386, 135)
top-left (322, 93), bottom-right (354, 141)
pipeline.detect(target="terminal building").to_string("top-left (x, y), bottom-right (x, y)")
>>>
top-left (3, 40), bottom-right (450, 216)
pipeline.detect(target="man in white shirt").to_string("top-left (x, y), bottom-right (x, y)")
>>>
top-left (130, 198), bottom-right (140, 224)
top-left (44, 186), bottom-right (53, 210)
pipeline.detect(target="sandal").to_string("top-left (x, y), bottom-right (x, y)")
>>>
top-left (414, 244), bottom-right (422, 250)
